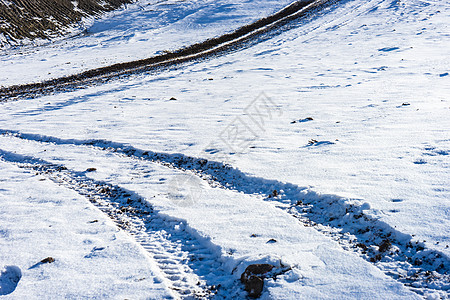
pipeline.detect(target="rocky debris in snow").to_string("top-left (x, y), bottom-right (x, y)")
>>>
top-left (379, 239), bottom-right (391, 253)
top-left (267, 189), bottom-right (278, 198)
top-left (85, 167), bottom-right (97, 172)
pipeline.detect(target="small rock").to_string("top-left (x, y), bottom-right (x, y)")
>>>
top-left (402, 102), bottom-right (410, 106)
top-left (266, 239), bottom-right (277, 244)
top-left (86, 168), bottom-right (97, 172)
top-left (40, 257), bottom-right (55, 264)
top-left (268, 190), bottom-right (278, 198)
top-left (245, 275), bottom-right (264, 298)
top-left (169, 97), bottom-right (177, 101)
top-left (241, 264), bottom-right (275, 298)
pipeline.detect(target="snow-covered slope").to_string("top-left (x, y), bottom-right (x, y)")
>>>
top-left (0, 0), bottom-right (294, 86)
top-left (1, 0), bottom-right (449, 298)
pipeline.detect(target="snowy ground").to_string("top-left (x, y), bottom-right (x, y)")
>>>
top-left (1, 0), bottom-right (449, 298)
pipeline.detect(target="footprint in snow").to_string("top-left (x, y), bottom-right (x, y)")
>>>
top-left (204, 148), bottom-right (220, 154)
top-left (0, 265), bottom-right (22, 295)
top-left (305, 140), bottom-right (335, 147)
top-left (413, 159), bottom-right (427, 165)
top-left (291, 117), bottom-right (313, 124)
top-left (378, 47), bottom-right (400, 52)
top-left (390, 199), bottom-right (404, 203)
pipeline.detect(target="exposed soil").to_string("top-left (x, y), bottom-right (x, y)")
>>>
top-left (0, 0), bottom-right (133, 45)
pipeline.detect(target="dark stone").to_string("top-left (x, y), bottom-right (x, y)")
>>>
top-left (86, 168), bottom-right (97, 172)
top-left (268, 190), bottom-right (278, 198)
top-left (241, 264), bottom-right (275, 298)
top-left (40, 257), bottom-right (55, 264)
top-left (245, 275), bottom-right (264, 298)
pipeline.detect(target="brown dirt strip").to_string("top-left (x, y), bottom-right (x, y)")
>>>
top-left (0, 0), bottom-right (334, 101)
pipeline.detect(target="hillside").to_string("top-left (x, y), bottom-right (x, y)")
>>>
top-left (0, 0), bottom-right (132, 46)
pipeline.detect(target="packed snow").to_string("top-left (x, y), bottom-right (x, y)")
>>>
top-left (0, 0), bottom-right (449, 298)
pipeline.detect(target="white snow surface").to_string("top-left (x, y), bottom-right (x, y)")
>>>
top-left (0, 161), bottom-right (173, 299)
top-left (1, 0), bottom-right (449, 298)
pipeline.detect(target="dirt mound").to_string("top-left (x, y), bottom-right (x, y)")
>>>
top-left (0, 0), bottom-right (132, 46)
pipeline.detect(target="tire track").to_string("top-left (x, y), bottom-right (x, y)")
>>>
top-left (0, 0), bottom-right (334, 101)
top-left (0, 148), bottom-right (240, 299)
top-left (1, 129), bottom-right (449, 298)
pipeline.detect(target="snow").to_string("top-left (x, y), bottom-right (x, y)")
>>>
top-left (0, 134), bottom-right (419, 299)
top-left (0, 161), bottom-right (173, 299)
top-left (1, 0), bottom-right (449, 298)
top-left (0, 0), bottom-right (294, 86)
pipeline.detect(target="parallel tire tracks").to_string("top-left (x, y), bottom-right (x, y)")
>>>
top-left (1, 130), bottom-right (449, 298)
top-left (0, 0), bottom-right (334, 101)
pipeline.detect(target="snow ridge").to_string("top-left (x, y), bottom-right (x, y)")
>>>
top-left (1, 129), bottom-right (449, 297)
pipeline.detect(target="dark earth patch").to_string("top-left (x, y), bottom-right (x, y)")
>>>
top-left (0, 0), bottom-right (133, 46)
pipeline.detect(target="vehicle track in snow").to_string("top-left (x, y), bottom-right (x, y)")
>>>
top-left (0, 0), bottom-right (335, 101)
top-left (1, 129), bottom-right (449, 298)
top-left (0, 148), bottom-right (240, 299)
